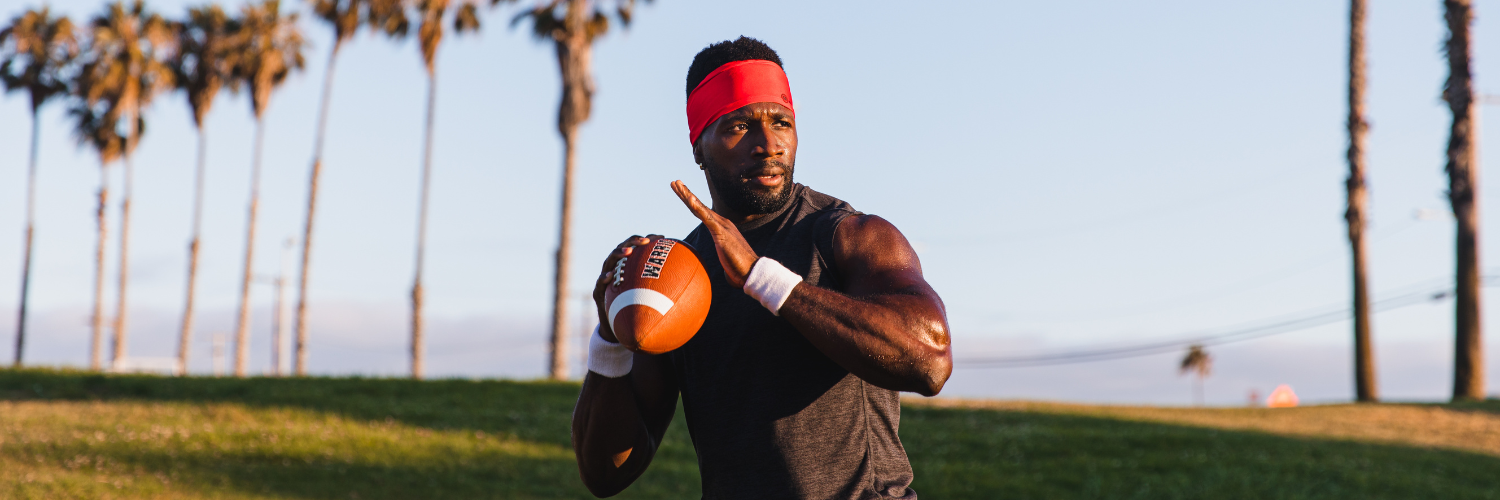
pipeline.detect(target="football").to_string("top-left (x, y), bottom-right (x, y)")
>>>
top-left (604, 237), bottom-right (712, 354)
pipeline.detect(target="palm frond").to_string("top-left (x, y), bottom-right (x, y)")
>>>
top-left (172, 4), bottom-right (240, 127)
top-left (1179, 345), bottom-right (1212, 378)
top-left (0, 7), bottom-right (80, 111)
top-left (75, 0), bottom-right (176, 153)
top-left (508, 0), bottom-right (642, 44)
top-left (454, 3), bottom-right (480, 34)
top-left (367, 0), bottom-right (410, 39)
top-left (511, 4), bottom-right (563, 41)
top-left (67, 99), bottom-right (126, 164)
top-left (234, 0), bottom-right (307, 118)
top-left (312, 0), bottom-right (362, 44)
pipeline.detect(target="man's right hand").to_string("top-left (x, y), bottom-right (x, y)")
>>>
top-left (594, 234), bottom-right (664, 344)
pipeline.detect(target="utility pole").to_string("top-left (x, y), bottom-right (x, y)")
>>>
top-left (212, 332), bottom-right (226, 377)
top-left (270, 238), bottom-right (293, 376)
top-left (1445, 0), bottom-right (1483, 401)
top-left (247, 237), bottom-right (296, 376)
top-left (1347, 0), bottom-right (1377, 402)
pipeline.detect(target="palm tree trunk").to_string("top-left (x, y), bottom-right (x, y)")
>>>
top-left (14, 110), bottom-right (41, 367)
top-left (179, 128), bottom-right (209, 375)
top-left (295, 41), bottom-right (343, 377)
top-left (549, 127), bottom-right (577, 381)
top-left (1347, 0), bottom-right (1377, 403)
top-left (548, 0), bottom-right (594, 382)
top-left (112, 153), bottom-right (134, 369)
top-left (235, 117), bottom-right (267, 378)
top-left (92, 163), bottom-right (109, 371)
top-left (411, 69), bottom-right (438, 380)
top-left (1445, 0), bottom-right (1484, 401)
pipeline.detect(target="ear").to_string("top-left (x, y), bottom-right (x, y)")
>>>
top-left (692, 140), bottom-right (704, 167)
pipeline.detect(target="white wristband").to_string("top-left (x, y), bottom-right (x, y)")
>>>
top-left (587, 326), bottom-right (633, 378)
top-left (743, 257), bottom-right (802, 315)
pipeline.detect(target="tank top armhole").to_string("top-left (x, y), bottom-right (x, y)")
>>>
top-left (814, 208), bottom-right (862, 290)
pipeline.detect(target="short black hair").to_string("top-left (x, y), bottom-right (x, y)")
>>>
top-left (685, 36), bottom-right (783, 99)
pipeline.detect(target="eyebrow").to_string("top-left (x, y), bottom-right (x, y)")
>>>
top-left (720, 109), bottom-right (793, 123)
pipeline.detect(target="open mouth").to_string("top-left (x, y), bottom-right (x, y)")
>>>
top-left (742, 166), bottom-right (788, 188)
top-left (750, 173), bottom-right (783, 187)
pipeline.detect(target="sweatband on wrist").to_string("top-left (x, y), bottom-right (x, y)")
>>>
top-left (743, 257), bottom-right (802, 315)
top-left (686, 60), bottom-right (794, 145)
top-left (588, 326), bottom-right (633, 378)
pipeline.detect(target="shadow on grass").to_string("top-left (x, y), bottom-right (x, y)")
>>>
top-left (902, 405), bottom-right (1500, 500)
top-left (8, 435), bottom-right (699, 500)
top-left (0, 367), bottom-right (701, 499)
top-left (8, 368), bottom-right (1500, 499)
top-left (1, 367), bottom-right (583, 445)
top-left (1438, 398), bottom-right (1500, 416)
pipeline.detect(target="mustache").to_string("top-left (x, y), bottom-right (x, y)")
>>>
top-left (740, 160), bottom-right (794, 179)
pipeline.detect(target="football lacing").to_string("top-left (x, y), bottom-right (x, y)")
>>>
top-left (613, 257), bottom-right (628, 286)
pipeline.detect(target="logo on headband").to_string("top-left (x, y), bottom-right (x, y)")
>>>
top-left (780, 93), bottom-right (789, 104)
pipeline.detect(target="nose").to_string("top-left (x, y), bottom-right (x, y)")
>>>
top-left (750, 123), bottom-right (785, 159)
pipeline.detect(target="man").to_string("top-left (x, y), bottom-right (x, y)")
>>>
top-left (573, 36), bottom-right (952, 499)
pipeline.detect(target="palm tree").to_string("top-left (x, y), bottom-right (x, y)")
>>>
top-left (1443, 0), bottom-right (1483, 401)
top-left (1179, 344), bottom-right (1212, 406)
top-left (1345, 0), bottom-right (1376, 403)
top-left (171, 4), bottom-right (239, 376)
top-left (406, 0), bottom-right (481, 379)
top-left (230, 0), bottom-right (305, 378)
top-left (1, 8), bottom-right (78, 367)
top-left (515, 0), bottom-right (645, 381)
top-left (293, 0), bottom-right (408, 376)
top-left (78, 0), bottom-right (175, 368)
top-left (66, 101), bottom-right (128, 371)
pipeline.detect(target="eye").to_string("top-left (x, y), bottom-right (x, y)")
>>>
top-left (730, 122), bottom-right (749, 132)
top-left (774, 119), bottom-right (793, 128)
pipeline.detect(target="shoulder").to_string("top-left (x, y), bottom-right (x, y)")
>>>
top-left (798, 184), bottom-right (859, 215)
top-left (832, 214), bottom-right (922, 278)
top-left (834, 215), bottom-right (907, 253)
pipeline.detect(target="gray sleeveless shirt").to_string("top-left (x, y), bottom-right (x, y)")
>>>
top-left (673, 184), bottom-right (918, 500)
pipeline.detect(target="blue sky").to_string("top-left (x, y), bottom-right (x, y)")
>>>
top-left (2, 0), bottom-right (1499, 405)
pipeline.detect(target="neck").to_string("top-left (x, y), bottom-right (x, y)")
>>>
top-left (710, 187), bottom-right (795, 227)
top-left (712, 204), bottom-right (770, 226)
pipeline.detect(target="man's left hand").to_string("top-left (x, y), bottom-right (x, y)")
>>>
top-left (671, 180), bottom-right (758, 288)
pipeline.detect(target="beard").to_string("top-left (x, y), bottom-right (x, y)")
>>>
top-left (703, 158), bottom-right (797, 216)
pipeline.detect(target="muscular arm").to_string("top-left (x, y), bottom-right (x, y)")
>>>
top-left (779, 215), bottom-right (952, 396)
top-left (571, 237), bottom-right (680, 497)
top-left (670, 181), bottom-right (953, 396)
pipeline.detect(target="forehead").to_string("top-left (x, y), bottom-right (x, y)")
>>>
top-left (719, 101), bottom-right (794, 121)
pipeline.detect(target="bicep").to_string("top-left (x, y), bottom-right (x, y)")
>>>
top-left (833, 215), bottom-right (950, 347)
top-left (835, 215), bottom-right (938, 301)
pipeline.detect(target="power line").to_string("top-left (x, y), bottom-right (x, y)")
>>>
top-left (954, 274), bottom-right (1489, 369)
top-left (999, 218), bottom-right (1422, 324)
top-left (936, 162), bottom-right (1323, 247)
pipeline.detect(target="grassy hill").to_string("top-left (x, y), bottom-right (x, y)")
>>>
top-left (1, 368), bottom-right (1497, 499)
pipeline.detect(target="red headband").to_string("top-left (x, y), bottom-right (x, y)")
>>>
top-left (685, 60), bottom-right (794, 145)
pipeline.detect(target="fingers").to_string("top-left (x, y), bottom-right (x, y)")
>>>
top-left (597, 235), bottom-right (650, 343)
top-left (602, 235), bottom-right (651, 273)
top-left (593, 270), bottom-right (617, 342)
top-left (619, 235), bottom-right (652, 253)
top-left (672, 180), bottom-right (718, 224)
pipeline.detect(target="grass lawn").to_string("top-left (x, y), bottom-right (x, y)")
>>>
top-left (2, 368), bottom-right (1498, 499)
